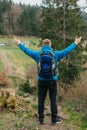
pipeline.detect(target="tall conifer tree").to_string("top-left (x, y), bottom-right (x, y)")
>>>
top-left (40, 0), bottom-right (84, 84)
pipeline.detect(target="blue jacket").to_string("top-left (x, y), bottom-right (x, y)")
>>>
top-left (18, 42), bottom-right (77, 81)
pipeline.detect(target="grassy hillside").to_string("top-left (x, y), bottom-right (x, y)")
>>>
top-left (0, 36), bottom-right (40, 84)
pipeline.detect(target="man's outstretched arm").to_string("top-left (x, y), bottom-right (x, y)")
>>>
top-left (55, 37), bottom-right (82, 61)
top-left (14, 38), bottom-right (40, 62)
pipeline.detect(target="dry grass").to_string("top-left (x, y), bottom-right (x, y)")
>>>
top-left (0, 73), bottom-right (8, 86)
top-left (59, 70), bottom-right (87, 113)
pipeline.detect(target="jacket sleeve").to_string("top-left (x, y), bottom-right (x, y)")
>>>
top-left (18, 43), bottom-right (40, 62)
top-left (54, 42), bottom-right (77, 62)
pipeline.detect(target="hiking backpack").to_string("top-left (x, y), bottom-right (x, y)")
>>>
top-left (38, 51), bottom-right (57, 79)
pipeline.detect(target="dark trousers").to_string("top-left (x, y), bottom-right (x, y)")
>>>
top-left (38, 80), bottom-right (58, 122)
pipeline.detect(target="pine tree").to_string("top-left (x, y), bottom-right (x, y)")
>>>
top-left (40, 0), bottom-right (84, 84)
top-left (0, 0), bottom-right (11, 34)
top-left (18, 5), bottom-right (40, 36)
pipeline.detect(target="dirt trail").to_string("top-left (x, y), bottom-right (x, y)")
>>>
top-left (35, 106), bottom-right (69, 130)
top-left (0, 51), bottom-right (25, 79)
top-left (0, 51), bottom-right (16, 96)
top-left (0, 106), bottom-right (71, 130)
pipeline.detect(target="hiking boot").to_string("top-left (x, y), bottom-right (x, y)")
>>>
top-left (39, 120), bottom-right (44, 125)
top-left (37, 119), bottom-right (44, 125)
top-left (52, 117), bottom-right (62, 125)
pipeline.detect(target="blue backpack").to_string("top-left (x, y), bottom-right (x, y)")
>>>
top-left (38, 51), bottom-right (57, 79)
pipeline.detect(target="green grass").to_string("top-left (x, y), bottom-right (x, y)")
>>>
top-left (63, 103), bottom-right (87, 130)
top-left (0, 43), bottom-right (36, 74)
top-left (0, 35), bottom-right (41, 50)
top-left (0, 36), bottom-right (40, 75)
top-left (81, 115), bottom-right (87, 130)
top-left (0, 36), bottom-right (40, 90)
top-left (82, 51), bottom-right (87, 55)
top-left (0, 36), bottom-right (13, 43)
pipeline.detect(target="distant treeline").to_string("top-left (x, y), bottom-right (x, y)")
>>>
top-left (0, 0), bottom-right (87, 38)
top-left (0, 0), bottom-right (41, 36)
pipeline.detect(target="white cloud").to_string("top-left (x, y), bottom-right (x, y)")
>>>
top-left (77, 0), bottom-right (87, 12)
top-left (77, 0), bottom-right (87, 6)
top-left (12, 0), bottom-right (87, 12)
top-left (12, 0), bottom-right (42, 5)
top-left (12, 0), bottom-right (87, 7)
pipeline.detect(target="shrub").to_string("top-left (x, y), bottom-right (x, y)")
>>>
top-left (0, 73), bottom-right (8, 86)
top-left (58, 62), bottom-right (81, 84)
top-left (18, 78), bottom-right (33, 96)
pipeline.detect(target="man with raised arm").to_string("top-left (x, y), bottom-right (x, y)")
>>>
top-left (14, 37), bottom-right (81, 125)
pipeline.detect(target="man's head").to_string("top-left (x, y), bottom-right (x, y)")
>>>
top-left (42, 39), bottom-right (52, 46)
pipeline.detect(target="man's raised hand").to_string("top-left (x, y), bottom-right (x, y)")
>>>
top-left (75, 36), bottom-right (81, 45)
top-left (14, 37), bottom-right (21, 45)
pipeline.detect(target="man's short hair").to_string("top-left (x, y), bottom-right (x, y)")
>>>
top-left (42, 39), bottom-right (52, 46)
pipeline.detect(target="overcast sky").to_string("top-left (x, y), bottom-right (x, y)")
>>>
top-left (12, 0), bottom-right (87, 6)
top-left (12, 0), bottom-right (42, 5)
top-left (12, 0), bottom-right (87, 11)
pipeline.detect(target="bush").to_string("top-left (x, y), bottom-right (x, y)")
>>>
top-left (58, 62), bottom-right (81, 84)
top-left (0, 73), bottom-right (8, 86)
top-left (18, 78), bottom-right (33, 96)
